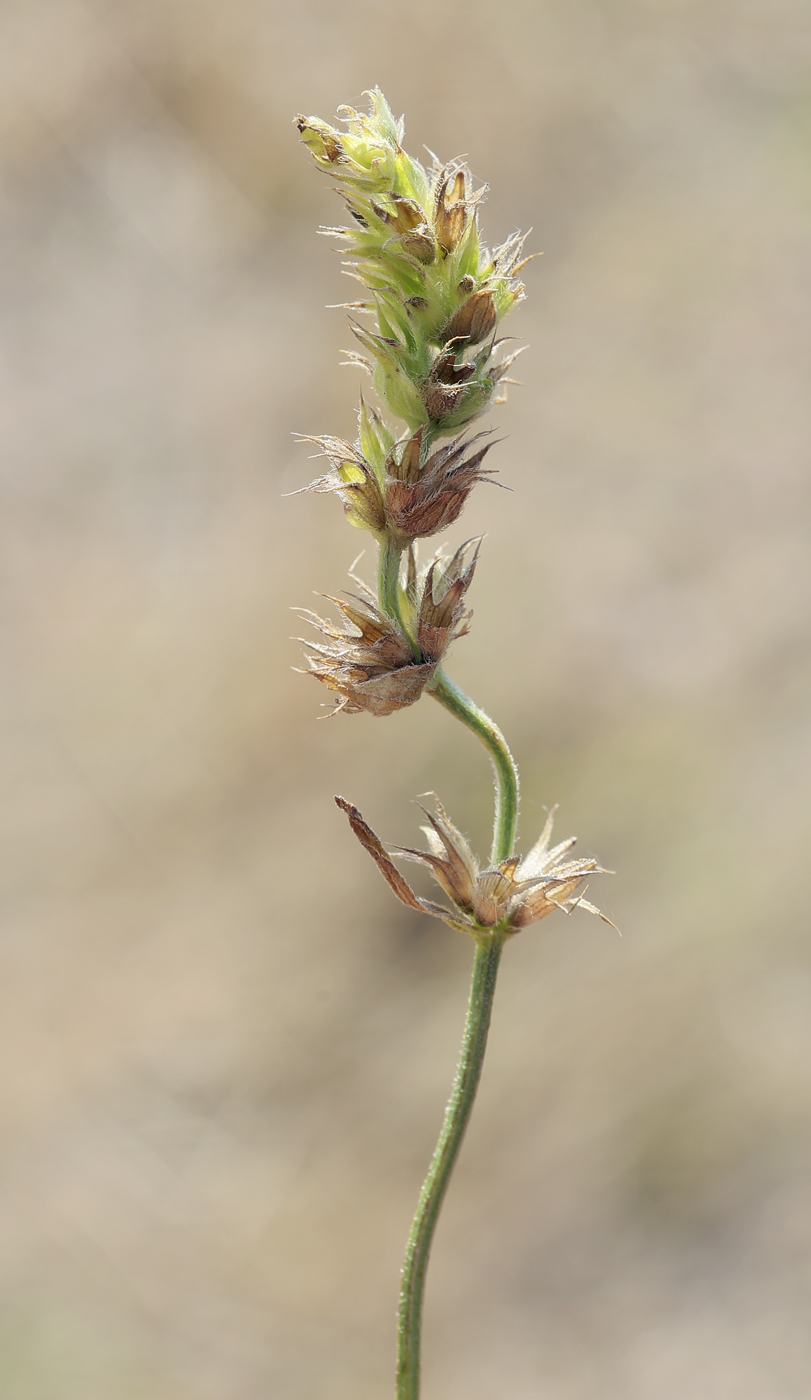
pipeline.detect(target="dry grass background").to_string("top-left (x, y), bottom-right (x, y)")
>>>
top-left (1, 1), bottom-right (810, 1396)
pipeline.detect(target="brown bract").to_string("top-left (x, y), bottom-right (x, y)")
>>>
top-left (300, 427), bottom-right (498, 544)
top-left (297, 541), bottom-right (478, 716)
top-left (385, 429), bottom-right (497, 542)
top-left (416, 538), bottom-right (479, 663)
top-left (336, 796), bottom-right (615, 936)
top-left (297, 593), bottom-right (433, 716)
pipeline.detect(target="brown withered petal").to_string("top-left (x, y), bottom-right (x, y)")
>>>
top-left (435, 203), bottom-right (466, 255)
top-left (508, 874), bottom-right (607, 928)
top-left (419, 537), bottom-right (479, 629)
top-left (420, 795), bottom-right (478, 883)
top-left (335, 797), bottom-right (464, 925)
top-left (429, 346), bottom-right (477, 386)
top-left (382, 194), bottom-right (425, 232)
top-left (387, 430), bottom-right (424, 484)
top-left (472, 868), bottom-right (514, 927)
top-left (446, 170), bottom-right (466, 203)
top-left (441, 289), bottom-right (498, 347)
top-left (434, 168), bottom-right (469, 253)
top-left (391, 839), bottom-right (469, 910)
top-left (386, 435), bottom-right (495, 543)
top-left (392, 797), bottom-right (478, 911)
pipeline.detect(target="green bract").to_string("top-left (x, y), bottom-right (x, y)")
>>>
top-left (296, 88), bottom-right (530, 443)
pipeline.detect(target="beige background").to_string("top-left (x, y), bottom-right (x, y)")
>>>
top-left (1, 1), bottom-right (810, 1396)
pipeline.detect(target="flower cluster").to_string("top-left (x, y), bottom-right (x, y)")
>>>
top-left (296, 89), bottom-right (529, 437)
top-left (295, 92), bottom-right (613, 924)
top-left (336, 795), bottom-right (614, 938)
top-left (297, 540), bottom-right (478, 716)
top-left (295, 88), bottom-right (530, 718)
top-left (299, 406), bottom-right (499, 544)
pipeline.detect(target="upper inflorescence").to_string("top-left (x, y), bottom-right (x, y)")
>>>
top-left (295, 89), bottom-right (530, 715)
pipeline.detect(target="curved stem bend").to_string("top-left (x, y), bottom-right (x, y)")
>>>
top-left (429, 668), bottom-right (519, 864)
top-left (378, 534), bottom-right (521, 1399)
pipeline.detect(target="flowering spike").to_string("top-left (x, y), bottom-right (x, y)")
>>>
top-left (295, 89), bottom-right (530, 443)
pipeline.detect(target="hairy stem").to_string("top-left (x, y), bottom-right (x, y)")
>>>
top-left (396, 669), bottom-right (519, 1398)
top-left (429, 668), bottom-right (519, 864)
top-left (396, 934), bottom-right (504, 1400)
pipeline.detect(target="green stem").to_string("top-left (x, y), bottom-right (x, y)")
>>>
top-left (378, 536), bottom-right (420, 659)
top-left (396, 668), bottom-right (519, 1398)
top-left (396, 935), bottom-right (504, 1400)
top-left (429, 668), bottom-right (519, 864)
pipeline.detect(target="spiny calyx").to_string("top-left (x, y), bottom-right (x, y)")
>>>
top-left (336, 795), bottom-right (615, 937)
top-left (300, 402), bottom-right (500, 543)
top-left (296, 541), bottom-right (478, 716)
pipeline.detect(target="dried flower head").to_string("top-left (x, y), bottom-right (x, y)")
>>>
top-left (297, 593), bottom-right (430, 716)
top-left (336, 795), bottom-right (615, 936)
top-left (297, 540), bottom-right (478, 715)
top-left (299, 404), bottom-right (498, 544)
top-left (385, 429), bottom-right (496, 545)
top-left (414, 537), bottom-right (479, 661)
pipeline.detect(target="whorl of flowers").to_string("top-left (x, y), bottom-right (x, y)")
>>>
top-left (296, 540), bottom-right (479, 716)
top-left (335, 796), bottom-right (616, 939)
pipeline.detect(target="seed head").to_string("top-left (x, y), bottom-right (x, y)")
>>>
top-left (297, 592), bottom-right (432, 716)
top-left (335, 796), bottom-right (615, 937)
top-left (386, 429), bottom-right (497, 541)
top-left (297, 541), bottom-right (478, 716)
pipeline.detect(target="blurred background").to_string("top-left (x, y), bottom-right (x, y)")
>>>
top-left (1, 1), bottom-right (810, 1396)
